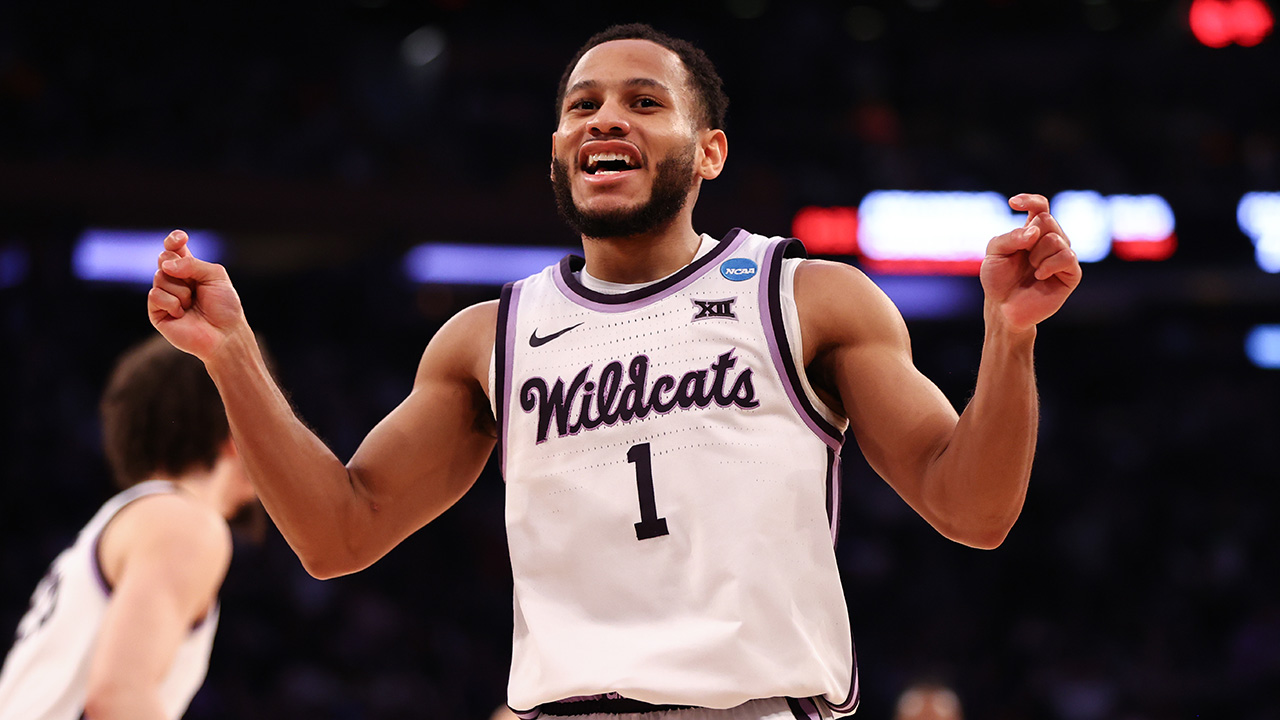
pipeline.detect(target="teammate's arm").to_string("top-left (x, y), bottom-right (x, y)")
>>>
top-left (797, 194), bottom-right (1080, 549)
top-left (148, 231), bottom-right (498, 579)
top-left (83, 496), bottom-right (231, 720)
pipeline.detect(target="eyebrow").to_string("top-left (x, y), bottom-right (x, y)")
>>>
top-left (565, 77), bottom-right (673, 97)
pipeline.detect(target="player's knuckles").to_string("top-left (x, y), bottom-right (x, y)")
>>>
top-left (1028, 214), bottom-right (1058, 238)
top-left (987, 227), bottom-right (1028, 253)
top-left (1035, 214), bottom-right (1068, 240)
top-left (203, 260), bottom-right (231, 282)
top-left (153, 267), bottom-right (185, 287)
top-left (147, 287), bottom-right (181, 314)
top-left (1039, 249), bottom-right (1079, 277)
top-left (1045, 232), bottom-right (1068, 248)
top-left (1030, 234), bottom-right (1069, 263)
top-left (985, 233), bottom-right (1012, 254)
top-left (170, 255), bottom-right (215, 280)
top-left (153, 275), bottom-right (193, 304)
top-left (159, 254), bottom-right (191, 277)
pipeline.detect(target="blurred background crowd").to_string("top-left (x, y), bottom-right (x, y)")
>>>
top-left (2, 0), bottom-right (1277, 718)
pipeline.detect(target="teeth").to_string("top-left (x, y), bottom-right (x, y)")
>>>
top-left (586, 151), bottom-right (638, 169)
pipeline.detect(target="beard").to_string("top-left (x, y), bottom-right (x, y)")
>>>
top-left (552, 143), bottom-right (698, 239)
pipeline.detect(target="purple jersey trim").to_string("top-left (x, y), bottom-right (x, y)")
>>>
top-left (758, 238), bottom-right (844, 451)
top-left (825, 641), bottom-right (861, 713)
top-left (89, 480), bottom-right (177, 596)
top-left (827, 447), bottom-right (842, 546)
top-left (786, 697), bottom-right (824, 720)
top-left (496, 280), bottom-right (522, 478)
top-left (551, 228), bottom-right (749, 312)
top-left (88, 481), bottom-right (217, 631)
top-left (91, 532), bottom-right (112, 596)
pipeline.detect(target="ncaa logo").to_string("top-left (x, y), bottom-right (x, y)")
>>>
top-left (719, 258), bottom-right (758, 282)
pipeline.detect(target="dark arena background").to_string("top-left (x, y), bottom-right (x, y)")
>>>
top-left (2, 1), bottom-right (1278, 718)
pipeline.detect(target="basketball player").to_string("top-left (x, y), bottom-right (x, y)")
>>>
top-left (146, 23), bottom-right (1080, 720)
top-left (0, 336), bottom-right (256, 720)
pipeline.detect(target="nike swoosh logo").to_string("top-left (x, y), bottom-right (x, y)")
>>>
top-left (529, 322), bottom-right (584, 347)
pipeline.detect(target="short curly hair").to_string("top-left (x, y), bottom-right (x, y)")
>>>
top-left (99, 336), bottom-right (229, 489)
top-left (556, 23), bottom-right (729, 131)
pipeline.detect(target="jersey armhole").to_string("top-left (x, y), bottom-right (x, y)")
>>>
top-left (493, 280), bottom-right (520, 478)
top-left (487, 348), bottom-right (496, 421)
top-left (91, 480), bottom-right (180, 597)
top-left (779, 257), bottom-right (848, 433)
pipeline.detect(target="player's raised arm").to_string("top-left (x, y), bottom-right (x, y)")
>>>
top-left (148, 231), bottom-right (498, 579)
top-left (796, 193), bottom-right (1080, 549)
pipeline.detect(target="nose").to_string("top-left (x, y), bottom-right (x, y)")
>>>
top-left (587, 99), bottom-right (631, 136)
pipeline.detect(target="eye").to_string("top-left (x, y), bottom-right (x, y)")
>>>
top-left (569, 99), bottom-right (598, 111)
top-left (635, 97), bottom-right (661, 108)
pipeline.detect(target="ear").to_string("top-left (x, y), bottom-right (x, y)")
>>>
top-left (219, 437), bottom-right (239, 460)
top-left (697, 128), bottom-right (727, 180)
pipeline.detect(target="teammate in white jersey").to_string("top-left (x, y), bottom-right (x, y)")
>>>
top-left (0, 336), bottom-right (257, 720)
top-left (145, 22), bottom-right (1081, 719)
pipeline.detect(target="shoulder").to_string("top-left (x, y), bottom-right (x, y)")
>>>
top-left (434, 299), bottom-right (500, 347)
top-left (98, 491), bottom-right (232, 589)
top-left (792, 259), bottom-right (909, 353)
top-left (417, 300), bottom-right (500, 387)
top-left (450, 298), bottom-right (500, 329)
top-left (792, 257), bottom-right (884, 297)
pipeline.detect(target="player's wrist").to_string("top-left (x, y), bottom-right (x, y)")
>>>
top-left (203, 325), bottom-right (264, 381)
top-left (983, 301), bottom-right (1038, 347)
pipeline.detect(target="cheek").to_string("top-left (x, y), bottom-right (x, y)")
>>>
top-left (552, 126), bottom-right (577, 150)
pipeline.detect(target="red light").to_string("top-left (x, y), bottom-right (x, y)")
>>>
top-left (860, 258), bottom-right (983, 276)
top-left (1236, 0), bottom-right (1276, 44)
top-left (792, 206), bottom-right (859, 255)
top-left (1190, 0), bottom-right (1274, 48)
top-left (1112, 234), bottom-right (1178, 261)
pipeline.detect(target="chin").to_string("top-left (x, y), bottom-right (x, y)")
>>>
top-left (574, 193), bottom-right (645, 217)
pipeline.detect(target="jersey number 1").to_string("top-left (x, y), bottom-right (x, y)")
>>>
top-left (628, 443), bottom-right (669, 540)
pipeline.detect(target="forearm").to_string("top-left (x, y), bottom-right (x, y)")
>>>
top-left (204, 326), bottom-right (367, 575)
top-left (924, 316), bottom-right (1039, 548)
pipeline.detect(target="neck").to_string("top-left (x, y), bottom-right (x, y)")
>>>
top-left (172, 467), bottom-right (238, 520)
top-left (580, 215), bottom-right (702, 284)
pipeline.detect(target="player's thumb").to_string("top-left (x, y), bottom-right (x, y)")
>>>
top-left (160, 253), bottom-right (225, 284)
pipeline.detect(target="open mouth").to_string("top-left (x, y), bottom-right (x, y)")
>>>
top-left (581, 148), bottom-right (642, 175)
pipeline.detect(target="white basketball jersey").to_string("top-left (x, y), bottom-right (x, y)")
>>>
top-left (0, 481), bottom-right (219, 720)
top-left (493, 230), bottom-right (859, 717)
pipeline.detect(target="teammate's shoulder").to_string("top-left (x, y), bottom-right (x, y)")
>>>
top-left (109, 491), bottom-right (231, 555)
top-left (99, 489), bottom-right (232, 585)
